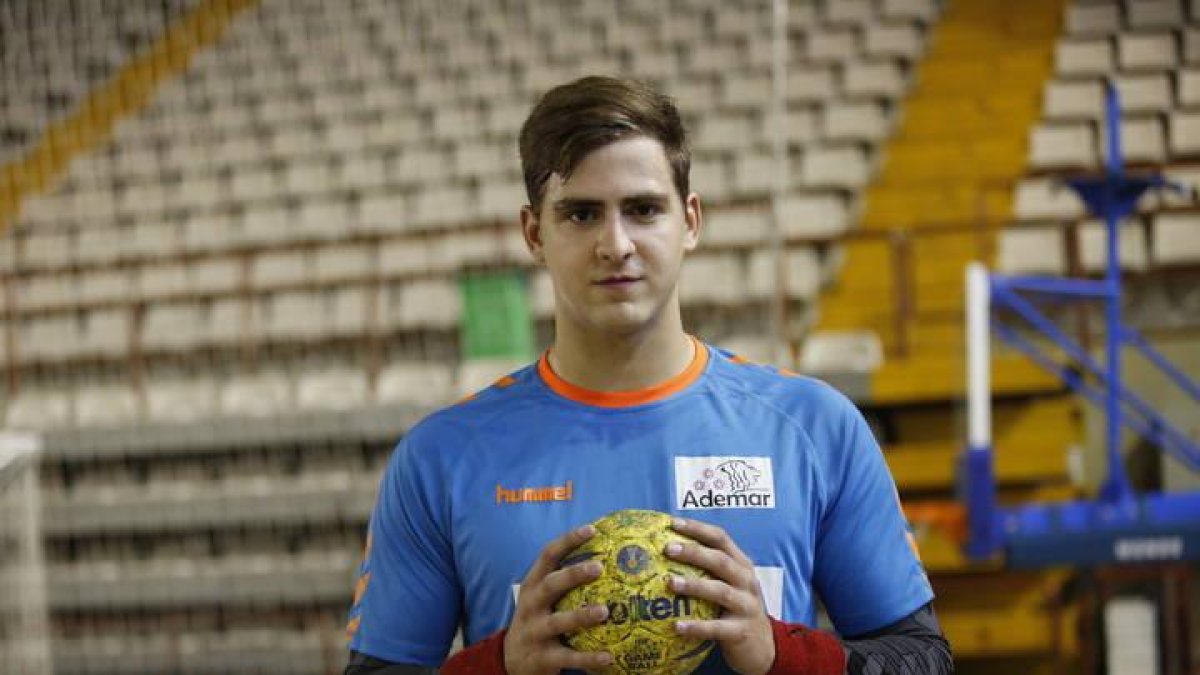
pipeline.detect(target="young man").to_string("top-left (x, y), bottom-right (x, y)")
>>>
top-left (345, 77), bottom-right (953, 675)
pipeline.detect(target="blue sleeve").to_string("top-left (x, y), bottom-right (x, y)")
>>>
top-left (347, 428), bottom-right (462, 665)
top-left (811, 391), bottom-right (934, 637)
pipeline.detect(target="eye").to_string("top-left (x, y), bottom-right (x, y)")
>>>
top-left (628, 203), bottom-right (662, 220)
top-left (567, 207), bottom-right (599, 225)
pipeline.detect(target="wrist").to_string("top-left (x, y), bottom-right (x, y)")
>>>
top-left (442, 629), bottom-right (508, 675)
top-left (765, 617), bottom-right (846, 675)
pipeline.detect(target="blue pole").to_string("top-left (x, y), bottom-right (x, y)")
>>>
top-left (1100, 81), bottom-right (1133, 504)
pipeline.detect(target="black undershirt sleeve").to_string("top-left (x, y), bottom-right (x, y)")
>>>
top-left (842, 602), bottom-right (955, 675)
top-left (343, 649), bottom-right (438, 675)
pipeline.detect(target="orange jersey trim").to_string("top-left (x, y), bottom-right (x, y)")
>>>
top-left (537, 336), bottom-right (708, 408)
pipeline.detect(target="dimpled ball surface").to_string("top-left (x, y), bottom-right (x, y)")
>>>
top-left (555, 509), bottom-right (720, 675)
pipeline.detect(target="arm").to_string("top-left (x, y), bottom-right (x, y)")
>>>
top-left (344, 650), bottom-right (439, 675)
top-left (768, 603), bottom-right (952, 675)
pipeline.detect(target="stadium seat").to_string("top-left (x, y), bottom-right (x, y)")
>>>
top-left (1125, 0), bottom-right (1184, 29)
top-left (798, 330), bottom-right (884, 374)
top-left (822, 101), bottom-right (890, 142)
top-left (721, 71), bottom-right (772, 109)
top-left (805, 27), bottom-right (860, 64)
top-left (1043, 79), bottom-right (1105, 120)
top-left (1120, 117), bottom-right (1168, 163)
top-left (295, 198), bottom-right (352, 241)
top-left (1115, 73), bottom-right (1172, 114)
top-left (1029, 123), bottom-right (1098, 168)
top-left (326, 286), bottom-right (369, 336)
top-left (412, 185), bottom-right (477, 229)
top-left (377, 361), bottom-right (456, 407)
top-left (881, 0), bottom-right (939, 22)
top-left (1065, 3), bottom-right (1121, 36)
top-left (1178, 68), bottom-right (1200, 108)
top-left (1117, 32), bottom-right (1178, 71)
top-left (843, 60), bottom-right (907, 99)
top-left (747, 248), bottom-right (821, 300)
top-left (864, 23), bottom-right (924, 60)
top-left (394, 279), bottom-right (461, 329)
top-left (788, 66), bottom-right (838, 104)
top-left (315, 244), bottom-right (372, 283)
top-left (998, 226), bottom-right (1067, 276)
top-left (1184, 26), bottom-right (1200, 63)
top-left (220, 372), bottom-right (294, 418)
top-left (146, 378), bottom-right (220, 423)
top-left (825, 0), bottom-right (875, 26)
top-left (203, 298), bottom-right (246, 347)
top-left (800, 146), bottom-right (872, 189)
top-left (479, 179), bottom-right (525, 222)
top-left (691, 157), bottom-right (732, 203)
top-left (75, 226), bottom-right (126, 264)
top-left (1078, 220), bottom-right (1150, 272)
top-left (530, 270), bottom-right (556, 319)
top-left (261, 291), bottom-right (323, 341)
top-left (1055, 39), bottom-right (1115, 76)
top-left (142, 303), bottom-right (203, 352)
top-left (733, 151), bottom-right (777, 196)
top-left (718, 334), bottom-right (779, 364)
top-left (23, 231), bottom-right (73, 268)
top-left (5, 389), bottom-right (73, 430)
top-left (360, 194), bottom-right (410, 233)
top-left (75, 385), bottom-right (140, 428)
top-left (252, 251), bottom-right (310, 288)
top-left (1151, 213), bottom-right (1200, 265)
top-left (296, 368), bottom-right (370, 410)
top-left (780, 193), bottom-right (851, 239)
top-left (1013, 178), bottom-right (1088, 220)
top-left (18, 274), bottom-right (73, 309)
top-left (696, 112), bottom-right (757, 153)
top-left (679, 254), bottom-right (744, 306)
top-left (77, 310), bottom-right (130, 358)
top-left (704, 206), bottom-right (769, 247)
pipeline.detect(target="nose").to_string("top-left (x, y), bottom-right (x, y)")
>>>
top-left (595, 213), bottom-right (636, 262)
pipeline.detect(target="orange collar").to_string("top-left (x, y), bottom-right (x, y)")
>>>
top-left (537, 337), bottom-right (709, 408)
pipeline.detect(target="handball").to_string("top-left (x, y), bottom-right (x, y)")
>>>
top-left (555, 509), bottom-right (721, 675)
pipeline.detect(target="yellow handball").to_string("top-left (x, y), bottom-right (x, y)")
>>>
top-left (555, 509), bottom-right (721, 675)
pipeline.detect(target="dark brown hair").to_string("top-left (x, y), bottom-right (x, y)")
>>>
top-left (518, 76), bottom-right (691, 213)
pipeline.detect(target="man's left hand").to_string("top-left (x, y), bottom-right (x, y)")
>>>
top-left (664, 517), bottom-right (775, 675)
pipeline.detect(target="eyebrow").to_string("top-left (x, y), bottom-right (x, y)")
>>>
top-left (550, 192), bottom-right (671, 214)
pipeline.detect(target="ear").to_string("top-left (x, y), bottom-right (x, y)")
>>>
top-left (520, 204), bottom-right (545, 263)
top-left (682, 192), bottom-right (702, 252)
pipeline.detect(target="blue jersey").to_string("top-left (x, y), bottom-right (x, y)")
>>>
top-left (347, 340), bottom-right (933, 668)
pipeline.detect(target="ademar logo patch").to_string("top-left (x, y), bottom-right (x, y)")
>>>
top-left (675, 457), bottom-right (775, 510)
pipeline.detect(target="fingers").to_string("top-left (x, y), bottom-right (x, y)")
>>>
top-left (543, 603), bottom-right (609, 637)
top-left (525, 524), bottom-right (596, 584)
top-left (665, 541), bottom-right (756, 592)
top-left (670, 517), bottom-right (753, 567)
top-left (539, 644), bottom-right (614, 672)
top-left (669, 574), bottom-right (758, 615)
top-left (525, 561), bottom-right (602, 610)
top-left (675, 617), bottom-right (757, 643)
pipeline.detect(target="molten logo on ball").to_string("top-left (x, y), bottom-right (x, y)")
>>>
top-left (556, 510), bottom-right (721, 675)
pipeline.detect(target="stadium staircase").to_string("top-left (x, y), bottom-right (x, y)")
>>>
top-left (812, 0), bottom-right (1085, 670)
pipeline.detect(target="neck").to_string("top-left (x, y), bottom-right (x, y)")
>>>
top-left (548, 312), bottom-right (694, 392)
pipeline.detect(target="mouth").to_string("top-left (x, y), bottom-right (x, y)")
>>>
top-left (594, 275), bottom-right (644, 287)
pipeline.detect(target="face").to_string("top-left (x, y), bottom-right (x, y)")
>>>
top-left (521, 136), bottom-right (702, 338)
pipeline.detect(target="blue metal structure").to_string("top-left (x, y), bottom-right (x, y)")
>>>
top-left (965, 81), bottom-right (1200, 568)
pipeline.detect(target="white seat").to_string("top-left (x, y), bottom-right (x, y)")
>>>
top-left (687, 42), bottom-right (745, 76)
top-left (788, 66), bottom-right (837, 104)
top-left (806, 28), bottom-right (859, 64)
top-left (77, 310), bottom-right (129, 357)
top-left (1171, 112), bottom-right (1200, 157)
top-left (296, 368), bottom-right (370, 410)
top-left (1078, 220), bottom-right (1150, 272)
top-left (75, 385), bottom-right (140, 427)
top-left (23, 232), bottom-right (73, 269)
top-left (679, 254), bottom-right (743, 306)
top-left (799, 331), bottom-right (884, 374)
top-left (1115, 73), bottom-right (1172, 114)
top-left (412, 185), bottom-right (477, 229)
top-left (800, 146), bottom-right (871, 189)
top-left (721, 71), bottom-right (772, 109)
top-left (189, 257), bottom-right (240, 294)
top-left (5, 389), bottom-right (73, 430)
top-left (295, 199), bottom-right (351, 241)
top-left (202, 298), bottom-right (245, 346)
top-left (825, 0), bottom-right (875, 25)
top-left (376, 362), bottom-right (455, 407)
top-left (284, 159), bottom-right (332, 197)
top-left (391, 280), bottom-right (461, 329)
top-left (453, 141), bottom-right (509, 181)
top-left (1065, 4), bottom-right (1120, 35)
top-left (137, 263), bottom-right (188, 300)
top-left (18, 275), bottom-right (73, 309)
top-left (747, 247), bottom-right (821, 300)
top-left (1151, 213), bottom-right (1200, 265)
top-left (780, 193), bottom-right (851, 239)
top-left (1043, 79), bottom-right (1104, 120)
top-left (864, 23), bottom-right (924, 60)
top-left (696, 113), bottom-right (756, 153)
top-left (142, 303), bottom-right (202, 351)
top-left (478, 178), bottom-right (524, 223)
top-left (325, 286), bottom-right (369, 336)
top-left (457, 358), bottom-right (526, 397)
top-left (1184, 27), bottom-right (1200, 63)
top-left (1029, 123), bottom-right (1098, 169)
top-left (146, 378), bottom-right (219, 423)
top-left (359, 194), bottom-right (410, 233)
top-left (998, 226), bottom-right (1067, 275)
top-left (881, 0), bottom-right (939, 22)
top-left (1178, 69), bottom-right (1200, 108)
top-left (704, 207), bottom-right (769, 247)
top-left (1118, 32), bottom-right (1177, 71)
top-left (732, 151), bottom-right (777, 196)
top-left (690, 157), bottom-right (731, 203)
top-left (315, 244), bottom-right (372, 282)
top-left (718, 334), bottom-right (779, 365)
top-left (229, 166), bottom-right (276, 204)
top-left (117, 181), bottom-right (167, 218)
top-left (1055, 39), bottom-right (1114, 76)
top-left (129, 223), bottom-right (178, 259)
top-left (842, 61), bottom-right (907, 99)
top-left (76, 269), bottom-right (131, 304)
top-left (1125, 0), bottom-right (1183, 29)
top-left (1013, 178), bottom-right (1087, 220)
top-left (219, 372), bottom-right (293, 418)
top-left (1119, 117), bottom-right (1167, 163)
top-left (378, 239), bottom-right (430, 276)
top-left (251, 251), bottom-right (309, 288)
top-left (822, 101), bottom-right (890, 142)
top-left (262, 291), bottom-right (323, 340)
top-left (75, 226), bottom-right (126, 264)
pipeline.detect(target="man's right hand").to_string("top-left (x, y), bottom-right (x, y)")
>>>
top-left (503, 524), bottom-right (614, 675)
